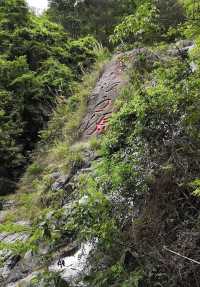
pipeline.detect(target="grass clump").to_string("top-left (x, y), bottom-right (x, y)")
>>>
top-left (0, 223), bottom-right (31, 233)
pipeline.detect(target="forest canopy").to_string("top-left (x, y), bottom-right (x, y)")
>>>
top-left (47, 0), bottom-right (137, 46)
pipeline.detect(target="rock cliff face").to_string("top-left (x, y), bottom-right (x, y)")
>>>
top-left (80, 54), bottom-right (127, 138)
top-left (0, 52), bottom-right (130, 287)
top-left (0, 42), bottom-right (195, 287)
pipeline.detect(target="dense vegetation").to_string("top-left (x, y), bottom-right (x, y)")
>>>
top-left (47, 0), bottom-right (137, 46)
top-left (1, 0), bottom-right (200, 286)
top-left (0, 0), bottom-right (97, 194)
top-left (110, 0), bottom-right (185, 47)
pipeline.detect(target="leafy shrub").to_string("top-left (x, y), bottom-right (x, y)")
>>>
top-left (110, 0), bottom-right (185, 46)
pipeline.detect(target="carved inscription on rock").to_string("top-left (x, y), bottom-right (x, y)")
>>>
top-left (80, 56), bottom-right (127, 139)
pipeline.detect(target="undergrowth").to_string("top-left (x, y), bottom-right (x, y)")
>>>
top-left (66, 47), bottom-right (200, 286)
top-left (0, 46), bottom-right (110, 255)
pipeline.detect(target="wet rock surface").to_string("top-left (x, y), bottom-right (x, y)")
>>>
top-left (49, 242), bottom-right (94, 286)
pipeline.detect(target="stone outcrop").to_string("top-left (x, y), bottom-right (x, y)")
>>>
top-left (0, 42), bottom-right (196, 286)
top-left (79, 53), bottom-right (128, 138)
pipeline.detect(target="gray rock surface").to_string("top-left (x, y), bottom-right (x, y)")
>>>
top-left (0, 232), bottom-right (29, 243)
top-left (167, 40), bottom-right (195, 57)
top-left (80, 53), bottom-right (128, 138)
top-left (0, 200), bottom-right (32, 287)
top-left (51, 174), bottom-right (70, 191)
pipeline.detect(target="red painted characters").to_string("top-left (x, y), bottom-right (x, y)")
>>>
top-left (90, 115), bottom-right (110, 135)
top-left (83, 98), bottom-right (113, 136)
